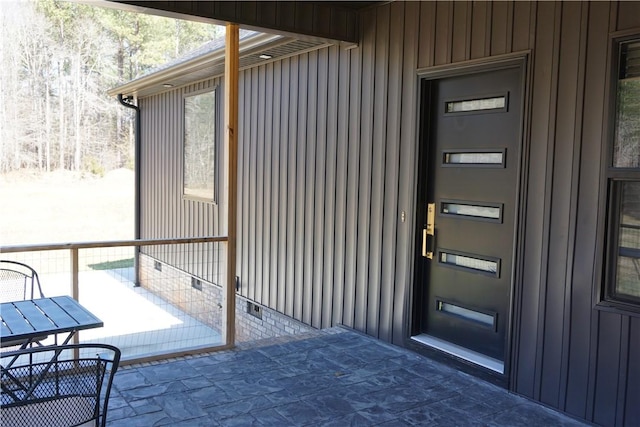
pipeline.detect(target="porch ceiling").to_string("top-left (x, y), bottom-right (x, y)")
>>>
top-left (100, 1), bottom-right (380, 44)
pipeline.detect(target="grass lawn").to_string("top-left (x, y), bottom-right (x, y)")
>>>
top-left (0, 169), bottom-right (134, 246)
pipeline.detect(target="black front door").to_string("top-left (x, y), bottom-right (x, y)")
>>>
top-left (414, 66), bottom-right (524, 369)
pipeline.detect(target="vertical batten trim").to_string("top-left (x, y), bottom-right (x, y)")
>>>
top-left (379, 1), bottom-right (404, 342)
top-left (485, 1), bottom-right (493, 57)
top-left (511, 1), bottom-right (532, 53)
top-left (465, 1), bottom-right (473, 61)
top-left (490, 1), bottom-right (508, 55)
top-left (266, 62), bottom-right (277, 308)
top-left (368, 3), bottom-right (391, 338)
top-left (418, 1), bottom-right (436, 68)
top-left (285, 57), bottom-right (297, 318)
top-left (343, 26), bottom-right (364, 329)
top-left (506, 1), bottom-right (515, 53)
top-left (541, 0), bottom-right (579, 406)
top-left (529, 1), bottom-right (537, 51)
top-left (616, 317), bottom-right (631, 426)
top-left (237, 72), bottom-right (244, 294)
top-left (241, 70), bottom-right (250, 298)
top-left (355, 7), bottom-right (377, 332)
top-left (451, 1), bottom-right (467, 63)
top-left (291, 61), bottom-right (300, 315)
top-left (248, 69), bottom-right (257, 302)
top-left (447, 1), bottom-right (454, 63)
top-left (559, 1), bottom-right (589, 411)
top-left (282, 58), bottom-right (298, 317)
top-left (294, 54), bottom-right (308, 322)
top-left (534, 0), bottom-right (563, 401)
top-left (563, 1), bottom-right (606, 416)
top-left (312, 48), bottom-right (327, 328)
top-left (394, 0), bottom-right (419, 346)
top-left (272, 61), bottom-right (284, 313)
top-left (587, 3), bottom-right (618, 420)
top-left (303, 50), bottom-right (318, 326)
top-left (323, 46), bottom-right (339, 329)
top-left (433, 1), bottom-right (454, 65)
top-left (255, 66), bottom-right (265, 304)
top-left (276, 59), bottom-right (288, 314)
top-left (333, 45), bottom-right (348, 328)
top-left (514, 0), bottom-right (553, 398)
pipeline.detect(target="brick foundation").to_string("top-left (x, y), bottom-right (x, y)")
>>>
top-left (139, 254), bottom-right (314, 343)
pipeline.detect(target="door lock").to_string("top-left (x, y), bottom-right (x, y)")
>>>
top-left (422, 203), bottom-right (435, 259)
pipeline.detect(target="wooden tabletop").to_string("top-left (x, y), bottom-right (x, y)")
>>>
top-left (0, 296), bottom-right (103, 345)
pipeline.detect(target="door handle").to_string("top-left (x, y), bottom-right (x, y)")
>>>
top-left (422, 203), bottom-right (435, 259)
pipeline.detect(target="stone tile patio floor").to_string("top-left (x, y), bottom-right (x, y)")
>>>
top-left (107, 327), bottom-right (589, 426)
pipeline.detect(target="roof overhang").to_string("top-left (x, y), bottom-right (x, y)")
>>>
top-left (108, 32), bottom-right (332, 98)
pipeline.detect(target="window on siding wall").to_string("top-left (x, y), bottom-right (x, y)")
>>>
top-left (184, 88), bottom-right (217, 202)
top-left (605, 39), bottom-right (640, 308)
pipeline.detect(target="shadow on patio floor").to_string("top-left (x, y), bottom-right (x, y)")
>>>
top-left (107, 327), bottom-right (588, 426)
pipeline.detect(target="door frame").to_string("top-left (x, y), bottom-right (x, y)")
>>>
top-left (407, 53), bottom-right (532, 384)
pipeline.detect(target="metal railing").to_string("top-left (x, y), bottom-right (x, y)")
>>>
top-left (1, 236), bottom-right (231, 365)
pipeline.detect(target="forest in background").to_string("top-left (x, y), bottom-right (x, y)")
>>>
top-left (0, 0), bottom-right (221, 175)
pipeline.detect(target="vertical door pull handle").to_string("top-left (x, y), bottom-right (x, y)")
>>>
top-left (422, 203), bottom-right (435, 259)
top-left (422, 228), bottom-right (431, 259)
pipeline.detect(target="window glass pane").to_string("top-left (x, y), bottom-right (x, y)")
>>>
top-left (184, 90), bottom-right (216, 200)
top-left (616, 256), bottom-right (640, 299)
top-left (613, 41), bottom-right (640, 167)
top-left (616, 182), bottom-right (640, 299)
top-left (613, 79), bottom-right (640, 167)
top-left (621, 40), bottom-right (640, 79)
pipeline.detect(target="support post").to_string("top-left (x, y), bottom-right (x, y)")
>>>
top-left (224, 23), bottom-right (239, 347)
top-left (71, 248), bottom-right (79, 347)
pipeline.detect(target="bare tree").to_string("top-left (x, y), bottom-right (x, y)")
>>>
top-left (0, 0), bottom-right (221, 175)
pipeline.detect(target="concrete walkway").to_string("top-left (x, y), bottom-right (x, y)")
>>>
top-left (107, 328), bottom-right (589, 426)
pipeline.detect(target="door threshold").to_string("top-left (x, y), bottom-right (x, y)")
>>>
top-left (411, 334), bottom-right (504, 374)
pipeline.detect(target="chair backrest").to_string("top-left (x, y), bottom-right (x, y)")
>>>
top-left (0, 260), bottom-right (44, 302)
top-left (1, 343), bottom-right (121, 427)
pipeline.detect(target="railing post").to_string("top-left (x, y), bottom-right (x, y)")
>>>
top-left (71, 247), bottom-right (80, 348)
top-left (224, 23), bottom-right (239, 347)
top-left (71, 247), bottom-right (79, 301)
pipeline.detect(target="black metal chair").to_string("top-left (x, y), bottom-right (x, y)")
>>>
top-left (0, 260), bottom-right (44, 303)
top-left (0, 343), bottom-right (121, 427)
top-left (1, 260), bottom-right (47, 351)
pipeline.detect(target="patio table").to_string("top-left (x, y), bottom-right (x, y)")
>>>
top-left (0, 296), bottom-right (103, 351)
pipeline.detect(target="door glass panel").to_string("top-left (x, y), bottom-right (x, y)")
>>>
top-left (443, 151), bottom-right (504, 165)
top-left (437, 300), bottom-right (495, 327)
top-left (446, 96), bottom-right (506, 113)
top-left (441, 202), bottom-right (501, 220)
top-left (440, 251), bottom-right (499, 275)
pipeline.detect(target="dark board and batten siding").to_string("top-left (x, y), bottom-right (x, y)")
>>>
top-left (235, 1), bottom-right (640, 424)
top-left (234, 2), bottom-right (418, 343)
top-left (137, 1), bottom-right (640, 425)
top-left (140, 78), bottom-right (224, 284)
